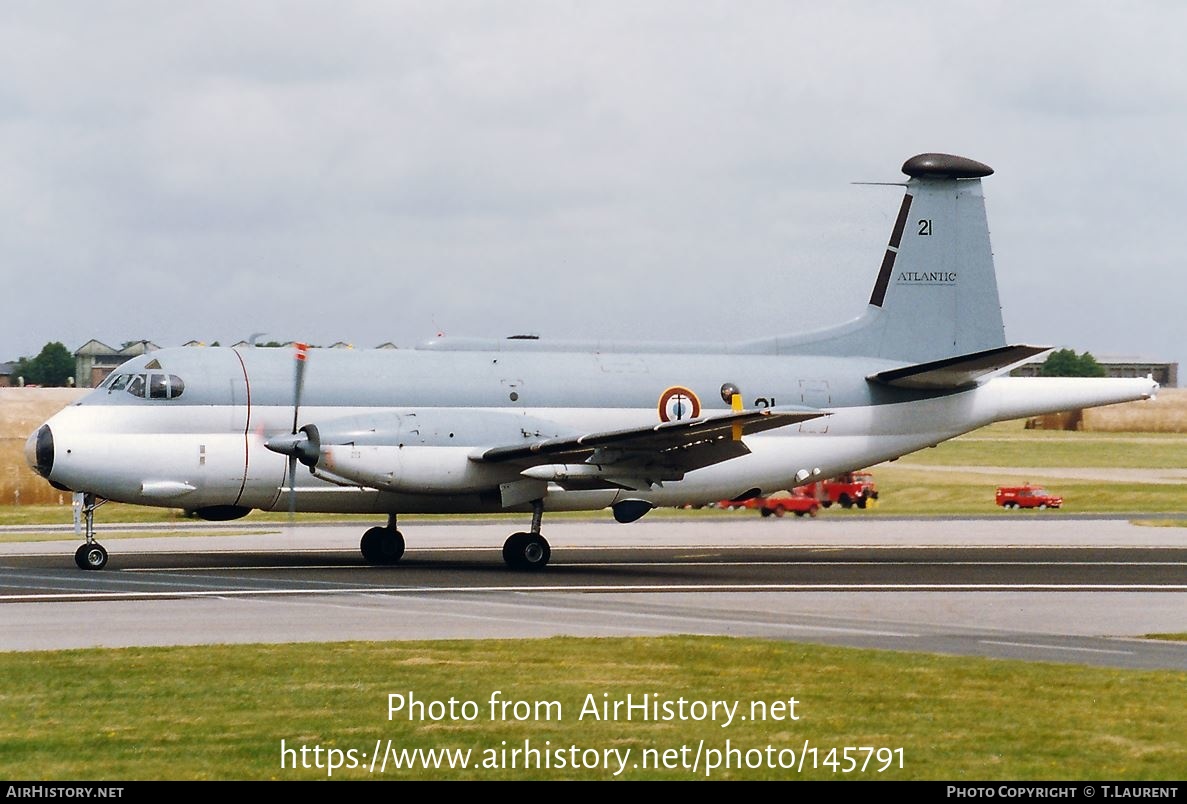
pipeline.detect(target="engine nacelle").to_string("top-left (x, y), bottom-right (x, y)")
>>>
top-left (319, 444), bottom-right (511, 494)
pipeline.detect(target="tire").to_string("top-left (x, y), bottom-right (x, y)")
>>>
top-left (361, 526), bottom-right (405, 564)
top-left (794, 510), bottom-right (806, 517)
top-left (760, 508), bottom-right (774, 518)
top-left (821, 501), bottom-right (833, 509)
top-left (856, 497), bottom-right (867, 509)
top-left (74, 543), bottom-right (108, 571)
top-left (808, 505), bottom-right (819, 518)
top-left (839, 495), bottom-right (853, 509)
top-left (503, 532), bottom-right (551, 571)
top-left (774, 507), bottom-right (786, 518)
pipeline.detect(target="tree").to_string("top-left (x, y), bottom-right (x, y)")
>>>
top-left (1039, 348), bottom-right (1106, 378)
top-left (18, 342), bottom-right (75, 386)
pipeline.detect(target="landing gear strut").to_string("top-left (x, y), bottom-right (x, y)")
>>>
top-left (74, 493), bottom-right (109, 570)
top-left (502, 499), bottom-right (551, 571)
top-left (360, 513), bottom-right (405, 564)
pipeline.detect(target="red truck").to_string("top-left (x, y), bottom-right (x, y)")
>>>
top-left (996, 485), bottom-right (1063, 510)
top-left (716, 491), bottom-right (820, 518)
top-left (800, 472), bottom-right (879, 509)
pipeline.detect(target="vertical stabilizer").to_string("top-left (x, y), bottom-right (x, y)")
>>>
top-left (870, 154), bottom-right (1005, 362)
top-left (755, 154), bottom-right (1008, 364)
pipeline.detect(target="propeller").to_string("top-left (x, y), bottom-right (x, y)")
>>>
top-left (263, 343), bottom-right (313, 520)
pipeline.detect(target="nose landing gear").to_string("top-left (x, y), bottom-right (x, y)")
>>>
top-left (73, 493), bottom-right (109, 570)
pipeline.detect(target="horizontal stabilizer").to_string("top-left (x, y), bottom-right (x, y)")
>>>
top-left (868, 344), bottom-right (1050, 390)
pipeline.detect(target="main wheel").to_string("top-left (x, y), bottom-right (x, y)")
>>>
top-left (74, 543), bottom-right (108, 571)
top-left (503, 532), bottom-right (551, 571)
top-left (360, 527), bottom-right (405, 564)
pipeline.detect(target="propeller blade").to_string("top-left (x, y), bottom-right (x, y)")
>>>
top-left (291, 342), bottom-right (308, 435)
top-left (287, 454), bottom-right (298, 521)
top-left (288, 342), bottom-right (309, 525)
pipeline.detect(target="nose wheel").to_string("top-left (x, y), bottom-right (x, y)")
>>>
top-left (74, 542), bottom-right (108, 570)
top-left (73, 493), bottom-right (110, 571)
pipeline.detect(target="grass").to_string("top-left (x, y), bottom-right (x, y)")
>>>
top-left (895, 421), bottom-right (1187, 469)
top-left (1, 636), bottom-right (1185, 781)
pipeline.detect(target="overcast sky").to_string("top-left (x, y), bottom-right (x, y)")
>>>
top-left (3, 2), bottom-right (1185, 373)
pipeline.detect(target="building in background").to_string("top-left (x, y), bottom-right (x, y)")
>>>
top-left (1010, 354), bottom-right (1177, 388)
top-left (73, 340), bottom-right (160, 388)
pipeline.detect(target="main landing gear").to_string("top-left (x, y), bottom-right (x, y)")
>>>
top-left (360, 513), bottom-right (405, 564)
top-left (360, 501), bottom-right (552, 571)
top-left (502, 500), bottom-right (550, 572)
top-left (74, 493), bottom-right (109, 570)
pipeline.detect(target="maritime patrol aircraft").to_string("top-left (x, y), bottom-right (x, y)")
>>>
top-left (26, 153), bottom-right (1157, 571)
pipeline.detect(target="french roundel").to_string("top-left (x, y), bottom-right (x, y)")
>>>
top-left (658, 387), bottom-right (701, 422)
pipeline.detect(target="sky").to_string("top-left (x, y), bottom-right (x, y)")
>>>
top-left (3, 2), bottom-right (1186, 372)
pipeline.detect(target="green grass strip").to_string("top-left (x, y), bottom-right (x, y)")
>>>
top-left (1, 636), bottom-right (1185, 781)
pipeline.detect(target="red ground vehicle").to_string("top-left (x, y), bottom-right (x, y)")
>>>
top-left (800, 472), bottom-right (879, 509)
top-left (996, 485), bottom-right (1063, 510)
top-left (716, 491), bottom-right (820, 518)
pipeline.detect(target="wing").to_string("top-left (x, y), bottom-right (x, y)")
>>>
top-left (472, 407), bottom-right (824, 491)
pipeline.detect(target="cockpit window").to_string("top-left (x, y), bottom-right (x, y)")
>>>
top-left (116, 372), bottom-right (185, 400)
top-left (149, 373), bottom-right (168, 399)
top-left (146, 373), bottom-right (186, 399)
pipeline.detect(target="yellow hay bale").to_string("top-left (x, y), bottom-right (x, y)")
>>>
top-left (0, 388), bottom-right (87, 505)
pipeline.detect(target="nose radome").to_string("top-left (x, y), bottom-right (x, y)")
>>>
top-left (25, 424), bottom-right (53, 478)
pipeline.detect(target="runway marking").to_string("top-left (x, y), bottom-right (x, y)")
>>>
top-left (979, 640), bottom-right (1135, 656)
top-left (237, 594), bottom-right (921, 638)
top-left (4, 583), bottom-right (1187, 603)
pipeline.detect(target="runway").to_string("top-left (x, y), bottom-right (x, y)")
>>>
top-left (1, 516), bottom-right (1186, 670)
